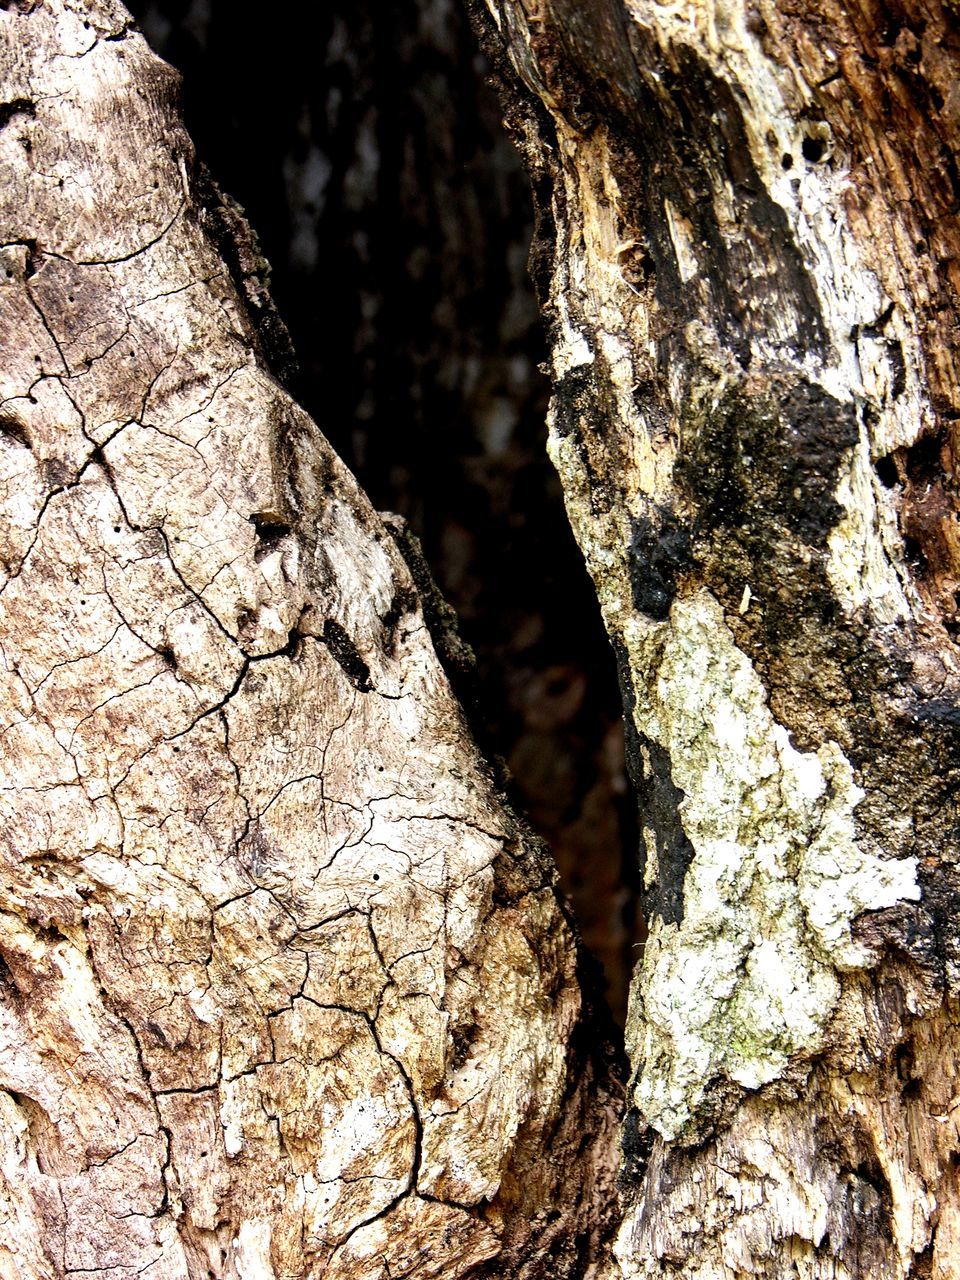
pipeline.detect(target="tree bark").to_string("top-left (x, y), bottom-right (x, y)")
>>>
top-left (0, 5), bottom-right (622, 1277)
top-left (470, 0), bottom-right (960, 1275)
top-left (6, 0), bottom-right (960, 1277)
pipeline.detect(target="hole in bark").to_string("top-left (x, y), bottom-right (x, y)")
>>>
top-left (901, 1076), bottom-right (922, 1102)
top-left (903, 535), bottom-right (929, 574)
top-left (781, 153), bottom-right (793, 170)
top-left (895, 1040), bottom-right (916, 1080)
top-left (249, 512), bottom-right (293, 546)
top-left (322, 619), bottom-right (371, 691)
top-left (903, 428), bottom-right (946, 483)
top-left (887, 339), bottom-right (907, 398)
top-left (0, 417), bottom-right (31, 449)
top-left (0, 99), bottom-right (35, 129)
top-left (801, 134), bottom-right (826, 163)
top-left (19, 239), bottom-right (37, 278)
top-left (874, 454), bottom-right (899, 488)
top-left (158, 646), bottom-right (178, 670)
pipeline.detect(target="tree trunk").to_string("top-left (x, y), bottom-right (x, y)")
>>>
top-left (0, 5), bottom-right (622, 1277)
top-left (123, 0), bottom-right (642, 1027)
top-left (470, 0), bottom-right (960, 1275)
top-left (5, 0), bottom-right (960, 1278)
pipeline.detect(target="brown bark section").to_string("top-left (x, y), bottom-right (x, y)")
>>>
top-left (0, 4), bottom-right (621, 1277)
top-left (472, 0), bottom-right (960, 1274)
top-left (757, 0), bottom-right (960, 622)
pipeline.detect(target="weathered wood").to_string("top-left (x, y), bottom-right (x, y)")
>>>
top-left (7, 0), bottom-right (960, 1275)
top-left (471, 0), bottom-right (960, 1275)
top-left (0, 4), bottom-right (621, 1276)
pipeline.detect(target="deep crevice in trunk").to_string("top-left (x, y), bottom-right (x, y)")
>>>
top-left (124, 0), bottom-right (643, 1024)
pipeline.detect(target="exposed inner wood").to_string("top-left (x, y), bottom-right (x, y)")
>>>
top-left (471, 0), bottom-right (960, 1274)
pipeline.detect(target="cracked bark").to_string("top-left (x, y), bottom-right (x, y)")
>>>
top-left (470, 0), bottom-right (960, 1276)
top-left (6, 0), bottom-right (960, 1278)
top-left (0, 4), bottom-right (622, 1277)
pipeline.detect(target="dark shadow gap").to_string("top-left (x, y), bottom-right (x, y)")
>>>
top-left (127, 0), bottom-right (640, 1024)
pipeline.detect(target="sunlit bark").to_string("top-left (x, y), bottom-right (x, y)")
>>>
top-left (472, 0), bottom-right (960, 1274)
top-left (0, 5), bottom-right (620, 1276)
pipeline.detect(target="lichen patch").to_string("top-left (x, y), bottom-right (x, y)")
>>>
top-left (623, 591), bottom-right (919, 1140)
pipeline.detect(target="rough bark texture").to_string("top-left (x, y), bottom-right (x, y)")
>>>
top-left (471, 0), bottom-right (960, 1275)
top-left (0, 5), bottom-right (622, 1276)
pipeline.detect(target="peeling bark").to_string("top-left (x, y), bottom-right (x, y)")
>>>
top-left (470, 0), bottom-right (960, 1275)
top-left (0, 5), bottom-right (622, 1277)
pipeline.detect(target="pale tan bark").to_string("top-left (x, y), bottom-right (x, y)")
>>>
top-left (0, 4), bottom-right (621, 1277)
top-left (471, 0), bottom-right (960, 1276)
top-left (7, 0), bottom-right (960, 1277)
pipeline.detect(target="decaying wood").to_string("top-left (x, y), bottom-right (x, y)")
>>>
top-left (0, 4), bottom-right (622, 1276)
top-left (470, 0), bottom-right (960, 1275)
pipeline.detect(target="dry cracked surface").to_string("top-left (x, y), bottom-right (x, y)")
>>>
top-left (0, 4), bottom-right (621, 1276)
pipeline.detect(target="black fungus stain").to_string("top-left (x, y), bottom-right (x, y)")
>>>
top-left (677, 378), bottom-right (859, 549)
top-left (612, 638), bottom-right (694, 927)
top-left (322, 618), bottom-right (372, 692)
top-left (628, 506), bottom-right (692, 622)
top-left (551, 364), bottom-right (599, 442)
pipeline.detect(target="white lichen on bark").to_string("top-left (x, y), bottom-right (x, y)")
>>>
top-left (623, 591), bottom-right (918, 1140)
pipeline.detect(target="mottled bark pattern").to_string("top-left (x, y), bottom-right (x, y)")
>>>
top-left (473, 0), bottom-right (960, 1274)
top-left (0, 4), bottom-right (621, 1277)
